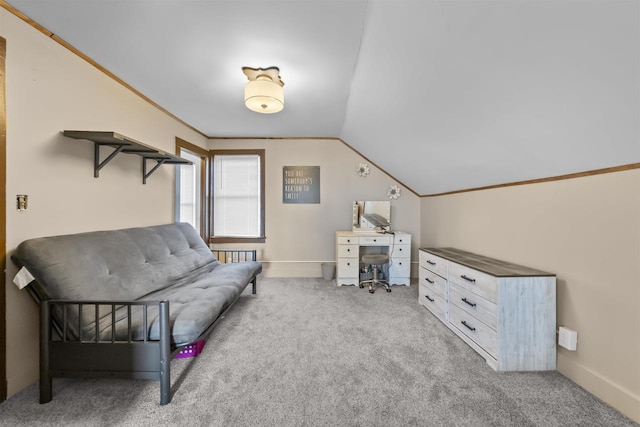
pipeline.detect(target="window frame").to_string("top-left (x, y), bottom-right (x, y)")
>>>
top-left (175, 137), bottom-right (210, 241)
top-left (209, 149), bottom-right (266, 244)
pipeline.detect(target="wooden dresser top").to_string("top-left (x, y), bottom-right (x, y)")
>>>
top-left (420, 247), bottom-right (555, 277)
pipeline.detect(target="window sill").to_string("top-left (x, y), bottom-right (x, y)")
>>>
top-left (209, 236), bottom-right (266, 244)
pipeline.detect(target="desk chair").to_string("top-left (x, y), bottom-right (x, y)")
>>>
top-left (359, 253), bottom-right (391, 293)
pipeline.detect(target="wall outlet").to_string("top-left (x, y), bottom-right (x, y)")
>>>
top-left (558, 326), bottom-right (578, 351)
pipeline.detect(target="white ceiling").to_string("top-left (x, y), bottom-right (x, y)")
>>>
top-left (6, 0), bottom-right (640, 195)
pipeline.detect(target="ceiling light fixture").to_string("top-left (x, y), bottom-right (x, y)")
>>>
top-left (242, 66), bottom-right (284, 114)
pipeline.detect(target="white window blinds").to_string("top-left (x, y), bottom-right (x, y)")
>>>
top-left (177, 149), bottom-right (202, 233)
top-left (213, 154), bottom-right (261, 238)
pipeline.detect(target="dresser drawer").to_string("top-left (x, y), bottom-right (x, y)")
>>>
top-left (390, 244), bottom-right (410, 258)
top-left (389, 258), bottom-right (410, 277)
top-left (337, 258), bottom-right (359, 277)
top-left (449, 304), bottom-right (497, 359)
top-left (448, 262), bottom-right (497, 303)
top-left (337, 244), bottom-right (359, 258)
top-left (418, 284), bottom-right (446, 322)
top-left (337, 236), bottom-right (358, 245)
top-left (418, 267), bottom-right (446, 295)
top-left (449, 282), bottom-right (497, 331)
top-left (419, 250), bottom-right (448, 278)
top-left (359, 236), bottom-right (390, 246)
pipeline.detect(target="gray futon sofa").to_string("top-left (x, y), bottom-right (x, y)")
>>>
top-left (12, 222), bottom-right (262, 405)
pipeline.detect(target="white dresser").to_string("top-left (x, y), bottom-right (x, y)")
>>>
top-left (336, 231), bottom-right (411, 287)
top-left (419, 247), bottom-right (556, 371)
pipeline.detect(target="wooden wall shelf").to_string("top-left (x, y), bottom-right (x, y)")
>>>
top-left (63, 130), bottom-right (192, 184)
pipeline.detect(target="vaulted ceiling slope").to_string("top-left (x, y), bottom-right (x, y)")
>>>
top-left (5, 0), bottom-right (640, 195)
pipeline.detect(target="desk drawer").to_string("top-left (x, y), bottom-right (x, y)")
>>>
top-left (449, 304), bottom-right (497, 359)
top-left (449, 282), bottom-right (497, 331)
top-left (448, 262), bottom-right (497, 303)
top-left (418, 267), bottom-right (446, 295)
top-left (419, 250), bottom-right (448, 278)
top-left (337, 244), bottom-right (359, 258)
top-left (390, 244), bottom-right (410, 258)
top-left (389, 258), bottom-right (410, 277)
top-left (394, 234), bottom-right (410, 245)
top-left (337, 236), bottom-right (358, 245)
top-left (418, 283), bottom-right (446, 322)
top-left (359, 236), bottom-right (390, 246)
top-left (337, 258), bottom-right (359, 277)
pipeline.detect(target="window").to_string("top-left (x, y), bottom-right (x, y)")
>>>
top-left (210, 149), bottom-right (265, 243)
top-left (175, 138), bottom-right (209, 240)
top-left (178, 150), bottom-right (202, 228)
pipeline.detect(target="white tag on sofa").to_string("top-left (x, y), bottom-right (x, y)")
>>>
top-left (13, 266), bottom-right (35, 290)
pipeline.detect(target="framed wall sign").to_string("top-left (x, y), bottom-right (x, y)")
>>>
top-left (283, 166), bottom-right (320, 203)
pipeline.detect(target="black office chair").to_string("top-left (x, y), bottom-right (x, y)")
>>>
top-left (359, 253), bottom-right (390, 293)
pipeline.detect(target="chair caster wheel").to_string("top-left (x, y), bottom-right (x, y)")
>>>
top-left (359, 284), bottom-right (364, 288)
top-left (369, 289), bottom-right (374, 294)
top-left (386, 288), bottom-right (391, 293)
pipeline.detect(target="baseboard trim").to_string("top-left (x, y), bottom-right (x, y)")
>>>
top-left (259, 261), bottom-right (420, 279)
top-left (259, 261), bottom-right (330, 278)
top-left (7, 366), bottom-right (38, 398)
top-left (557, 352), bottom-right (640, 423)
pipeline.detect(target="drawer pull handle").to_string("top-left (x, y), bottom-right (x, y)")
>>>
top-left (347, 249), bottom-right (350, 252)
top-left (425, 278), bottom-right (434, 284)
top-left (461, 274), bottom-right (476, 283)
top-left (461, 298), bottom-right (476, 307)
top-left (347, 262), bottom-right (351, 266)
top-left (461, 320), bottom-right (476, 332)
top-left (427, 260), bottom-right (436, 266)
top-left (425, 295), bottom-right (435, 302)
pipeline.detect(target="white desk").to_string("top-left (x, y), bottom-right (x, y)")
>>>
top-left (335, 230), bottom-right (411, 287)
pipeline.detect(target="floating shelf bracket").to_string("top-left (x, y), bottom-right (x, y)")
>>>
top-left (143, 157), bottom-right (167, 184)
top-left (94, 143), bottom-right (125, 178)
top-left (63, 130), bottom-right (192, 184)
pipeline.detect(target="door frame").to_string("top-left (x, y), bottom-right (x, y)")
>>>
top-left (0, 35), bottom-right (8, 402)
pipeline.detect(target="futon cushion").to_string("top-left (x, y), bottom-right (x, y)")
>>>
top-left (16, 222), bottom-right (217, 302)
top-left (84, 261), bottom-right (261, 345)
top-left (143, 261), bottom-right (260, 344)
top-left (14, 222), bottom-right (262, 346)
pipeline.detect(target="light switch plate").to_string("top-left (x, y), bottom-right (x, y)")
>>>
top-left (17, 194), bottom-right (28, 211)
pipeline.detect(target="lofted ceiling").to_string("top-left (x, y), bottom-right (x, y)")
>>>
top-left (5, 0), bottom-right (640, 195)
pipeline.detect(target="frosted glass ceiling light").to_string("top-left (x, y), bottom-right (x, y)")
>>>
top-left (242, 66), bottom-right (284, 114)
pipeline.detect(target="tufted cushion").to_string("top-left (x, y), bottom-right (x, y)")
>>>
top-left (16, 222), bottom-right (218, 302)
top-left (15, 222), bottom-right (262, 345)
top-left (89, 261), bottom-right (261, 345)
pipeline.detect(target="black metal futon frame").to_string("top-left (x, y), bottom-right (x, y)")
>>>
top-left (32, 249), bottom-right (257, 406)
